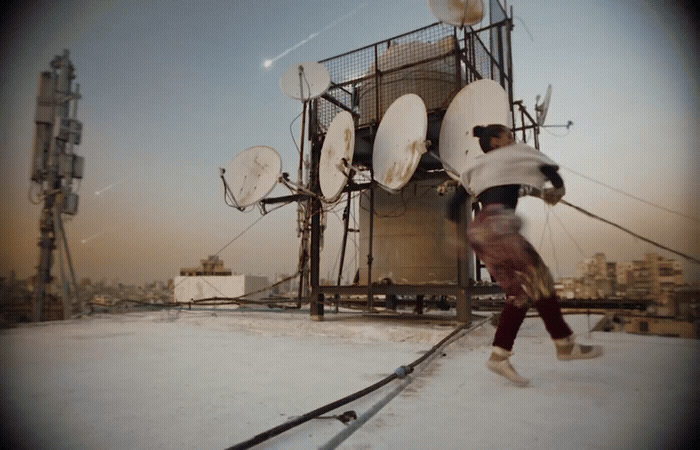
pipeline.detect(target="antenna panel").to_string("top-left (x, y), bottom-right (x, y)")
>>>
top-left (438, 79), bottom-right (511, 180)
top-left (280, 61), bottom-right (331, 101)
top-left (373, 94), bottom-right (428, 192)
top-left (224, 146), bottom-right (282, 207)
top-left (428, 0), bottom-right (485, 27)
top-left (319, 111), bottom-right (355, 201)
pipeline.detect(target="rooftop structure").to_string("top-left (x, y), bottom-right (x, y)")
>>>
top-left (179, 255), bottom-right (232, 276)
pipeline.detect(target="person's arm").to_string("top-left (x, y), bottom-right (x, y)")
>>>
top-left (540, 165), bottom-right (563, 188)
top-left (539, 165), bottom-right (565, 204)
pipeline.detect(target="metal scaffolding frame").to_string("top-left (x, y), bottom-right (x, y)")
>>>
top-left (262, 1), bottom-right (545, 323)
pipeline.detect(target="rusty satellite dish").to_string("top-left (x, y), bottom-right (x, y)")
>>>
top-left (428, 0), bottom-right (485, 27)
top-left (372, 94), bottom-right (428, 193)
top-left (223, 146), bottom-right (282, 207)
top-left (319, 111), bottom-right (355, 201)
top-left (280, 61), bottom-right (331, 101)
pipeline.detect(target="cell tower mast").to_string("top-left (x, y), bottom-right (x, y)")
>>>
top-left (30, 49), bottom-right (84, 321)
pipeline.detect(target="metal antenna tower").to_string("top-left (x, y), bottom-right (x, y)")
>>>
top-left (30, 49), bottom-right (84, 321)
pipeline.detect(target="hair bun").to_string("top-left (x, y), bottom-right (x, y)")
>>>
top-left (472, 125), bottom-right (485, 137)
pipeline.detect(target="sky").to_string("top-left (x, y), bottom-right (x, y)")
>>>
top-left (1, 0), bottom-right (698, 286)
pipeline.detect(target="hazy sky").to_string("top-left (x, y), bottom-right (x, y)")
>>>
top-left (1, 0), bottom-right (698, 285)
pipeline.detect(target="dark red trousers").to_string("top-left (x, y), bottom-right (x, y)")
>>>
top-left (467, 206), bottom-right (572, 351)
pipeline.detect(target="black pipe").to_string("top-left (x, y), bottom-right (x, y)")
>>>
top-left (225, 320), bottom-right (473, 449)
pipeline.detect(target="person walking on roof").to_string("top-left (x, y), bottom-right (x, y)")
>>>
top-left (447, 124), bottom-right (602, 386)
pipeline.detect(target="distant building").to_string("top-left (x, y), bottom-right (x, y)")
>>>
top-left (622, 315), bottom-right (698, 339)
top-left (176, 256), bottom-right (270, 303)
top-left (559, 252), bottom-right (685, 301)
top-left (616, 253), bottom-right (684, 300)
top-left (179, 255), bottom-right (232, 276)
top-left (573, 253), bottom-right (614, 298)
top-left (173, 274), bottom-right (269, 303)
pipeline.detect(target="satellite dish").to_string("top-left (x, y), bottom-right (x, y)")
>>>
top-left (223, 146), bottom-right (282, 207)
top-left (428, 0), bottom-right (485, 27)
top-left (373, 94), bottom-right (428, 192)
top-left (319, 111), bottom-right (355, 201)
top-left (438, 79), bottom-right (511, 180)
top-left (535, 84), bottom-right (552, 126)
top-left (280, 61), bottom-right (331, 101)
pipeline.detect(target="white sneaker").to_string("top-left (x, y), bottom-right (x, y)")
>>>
top-left (486, 347), bottom-right (530, 387)
top-left (554, 335), bottom-right (603, 361)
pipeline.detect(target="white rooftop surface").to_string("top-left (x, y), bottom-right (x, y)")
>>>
top-left (1, 309), bottom-right (698, 449)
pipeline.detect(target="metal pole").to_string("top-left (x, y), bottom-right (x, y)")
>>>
top-left (309, 99), bottom-right (323, 320)
top-left (456, 195), bottom-right (473, 324)
top-left (54, 207), bottom-right (70, 319)
top-left (367, 182), bottom-right (374, 309)
top-left (296, 99), bottom-right (309, 307)
top-left (57, 211), bottom-right (80, 317)
top-left (336, 189), bottom-right (353, 287)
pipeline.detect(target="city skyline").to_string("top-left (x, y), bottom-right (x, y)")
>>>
top-left (1, 1), bottom-right (698, 286)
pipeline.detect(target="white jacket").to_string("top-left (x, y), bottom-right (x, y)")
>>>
top-left (462, 142), bottom-right (559, 196)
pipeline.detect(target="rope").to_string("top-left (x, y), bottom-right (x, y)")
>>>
top-left (550, 208), bottom-right (587, 258)
top-left (560, 165), bottom-right (700, 223)
top-left (560, 199), bottom-right (700, 265)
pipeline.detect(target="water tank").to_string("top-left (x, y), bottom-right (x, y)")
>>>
top-left (358, 175), bottom-right (458, 284)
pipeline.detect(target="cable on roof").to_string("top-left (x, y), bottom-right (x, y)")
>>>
top-left (225, 317), bottom-right (490, 450)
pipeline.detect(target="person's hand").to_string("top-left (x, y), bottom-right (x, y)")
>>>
top-left (542, 186), bottom-right (565, 205)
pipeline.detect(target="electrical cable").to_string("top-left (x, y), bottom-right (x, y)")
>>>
top-left (108, 272), bottom-right (302, 312)
top-left (220, 171), bottom-right (246, 211)
top-left (226, 318), bottom-right (487, 450)
top-left (537, 204), bottom-right (551, 250)
top-left (320, 316), bottom-right (491, 449)
top-left (560, 165), bottom-right (700, 223)
top-left (289, 110), bottom-right (303, 156)
top-left (514, 16), bottom-right (534, 42)
top-left (213, 202), bottom-right (290, 257)
top-left (173, 202), bottom-right (292, 292)
top-left (289, 70), bottom-right (313, 157)
top-left (559, 199), bottom-right (700, 265)
top-left (550, 208), bottom-right (587, 259)
top-left (546, 208), bottom-right (561, 278)
top-left (199, 276), bottom-right (229, 299)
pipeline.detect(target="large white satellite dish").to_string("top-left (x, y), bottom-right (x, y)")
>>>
top-left (223, 146), bottom-right (282, 207)
top-left (428, 0), bottom-right (485, 27)
top-left (438, 79), bottom-right (511, 180)
top-left (373, 94), bottom-right (428, 192)
top-left (280, 61), bottom-right (331, 101)
top-left (319, 111), bottom-right (355, 201)
top-left (535, 84), bottom-right (552, 126)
